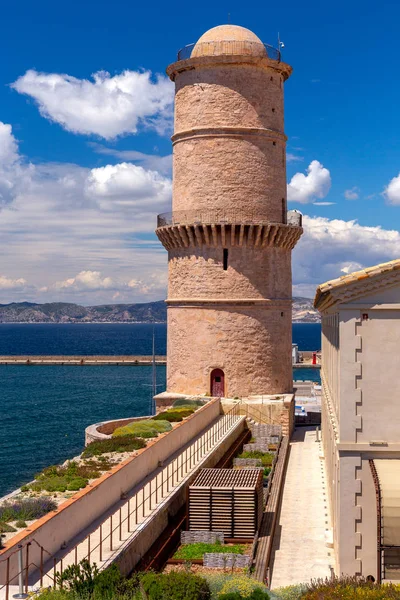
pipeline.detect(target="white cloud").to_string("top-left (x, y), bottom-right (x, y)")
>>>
top-left (287, 160), bottom-right (331, 204)
top-left (286, 153), bottom-right (303, 163)
top-left (90, 144), bottom-right (173, 176)
top-left (12, 69), bottom-right (174, 139)
top-left (85, 163), bottom-right (171, 208)
top-left (313, 202), bottom-right (336, 206)
top-left (384, 173), bottom-right (400, 205)
top-left (0, 275), bottom-right (28, 290)
top-left (293, 215), bottom-right (400, 297)
top-left (54, 271), bottom-right (114, 291)
top-left (344, 186), bottom-right (360, 200)
top-left (0, 121), bottom-right (169, 304)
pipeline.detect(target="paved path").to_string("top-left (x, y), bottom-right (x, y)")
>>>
top-left (269, 427), bottom-right (333, 589)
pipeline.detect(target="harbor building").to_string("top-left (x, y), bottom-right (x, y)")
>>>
top-left (156, 24), bottom-right (303, 400)
top-left (314, 259), bottom-right (400, 582)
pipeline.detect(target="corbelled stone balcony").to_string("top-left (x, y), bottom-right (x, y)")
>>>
top-left (156, 209), bottom-right (303, 250)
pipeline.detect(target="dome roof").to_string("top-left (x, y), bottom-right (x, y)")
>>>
top-left (191, 24), bottom-right (267, 58)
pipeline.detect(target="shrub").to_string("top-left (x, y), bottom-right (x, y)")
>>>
top-left (173, 399), bottom-right (205, 408)
top-left (174, 542), bottom-right (245, 560)
top-left (140, 571), bottom-right (211, 600)
top-left (237, 451), bottom-right (274, 468)
top-left (220, 592), bottom-right (269, 600)
top-left (0, 497), bottom-right (57, 522)
top-left (27, 458), bottom-right (115, 493)
top-left (15, 520), bottom-right (27, 528)
top-left (113, 419), bottom-right (172, 438)
top-left (269, 585), bottom-right (306, 600)
top-left (206, 574), bottom-right (269, 600)
top-left (0, 522), bottom-right (16, 533)
top-left (153, 407), bottom-right (195, 422)
top-left (301, 576), bottom-right (400, 600)
top-left (82, 435), bottom-right (147, 458)
top-left (55, 559), bottom-right (99, 595)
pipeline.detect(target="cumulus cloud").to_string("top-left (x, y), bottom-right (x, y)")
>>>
top-left (0, 275), bottom-right (28, 290)
top-left (293, 215), bottom-right (400, 297)
top-left (12, 69), bottom-right (174, 139)
top-left (0, 121), bottom-right (169, 304)
top-left (90, 144), bottom-right (172, 176)
top-left (286, 153), bottom-right (304, 163)
top-left (287, 160), bottom-right (331, 204)
top-left (384, 173), bottom-right (400, 205)
top-left (344, 186), bottom-right (360, 200)
top-left (54, 271), bottom-right (114, 291)
top-left (85, 163), bottom-right (171, 208)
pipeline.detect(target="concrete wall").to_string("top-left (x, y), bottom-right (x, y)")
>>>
top-left (0, 399), bottom-right (221, 583)
top-left (110, 417), bottom-right (246, 575)
top-left (320, 281), bottom-right (400, 579)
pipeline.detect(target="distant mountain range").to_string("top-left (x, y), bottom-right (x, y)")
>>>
top-left (0, 297), bottom-right (320, 323)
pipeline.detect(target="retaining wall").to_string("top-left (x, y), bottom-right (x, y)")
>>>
top-left (0, 398), bottom-right (221, 584)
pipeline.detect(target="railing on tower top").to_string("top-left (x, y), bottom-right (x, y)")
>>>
top-left (157, 209), bottom-right (302, 228)
top-left (176, 41), bottom-right (281, 62)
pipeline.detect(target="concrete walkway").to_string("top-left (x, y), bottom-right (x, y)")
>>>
top-left (0, 412), bottom-right (243, 598)
top-left (269, 427), bottom-right (333, 589)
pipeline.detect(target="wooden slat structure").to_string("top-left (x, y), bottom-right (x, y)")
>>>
top-left (188, 469), bottom-right (263, 538)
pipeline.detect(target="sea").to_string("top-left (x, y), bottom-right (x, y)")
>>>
top-left (0, 322), bottom-right (321, 497)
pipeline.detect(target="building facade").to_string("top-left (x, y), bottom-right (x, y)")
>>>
top-left (315, 260), bottom-right (400, 581)
top-left (156, 24), bottom-right (302, 399)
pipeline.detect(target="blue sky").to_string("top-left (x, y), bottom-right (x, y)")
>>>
top-left (1, 0), bottom-right (400, 303)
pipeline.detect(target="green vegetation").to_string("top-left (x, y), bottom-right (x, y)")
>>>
top-left (206, 574), bottom-right (269, 599)
top-left (112, 419), bottom-right (172, 439)
top-left (173, 542), bottom-right (245, 560)
top-left (237, 451), bottom-right (274, 467)
top-left (82, 435), bottom-right (147, 458)
top-left (15, 520), bottom-right (27, 528)
top-left (301, 576), bottom-right (400, 600)
top-left (47, 561), bottom-right (211, 600)
top-left (0, 497), bottom-right (57, 522)
top-left (173, 399), bottom-right (205, 408)
top-left (0, 522), bottom-right (16, 533)
top-left (140, 571), bottom-right (211, 600)
top-left (153, 406), bottom-right (196, 423)
top-left (263, 467), bottom-right (271, 477)
top-left (26, 458), bottom-right (115, 493)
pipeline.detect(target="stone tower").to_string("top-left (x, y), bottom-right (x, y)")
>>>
top-left (156, 24), bottom-right (303, 399)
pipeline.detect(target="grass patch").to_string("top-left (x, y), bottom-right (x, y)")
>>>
top-left (153, 407), bottom-right (196, 423)
top-left (25, 458), bottom-right (115, 493)
top-left (173, 399), bottom-right (205, 408)
top-left (82, 435), bottom-right (147, 457)
top-left (112, 419), bottom-right (172, 438)
top-left (237, 450), bottom-right (274, 467)
top-left (0, 522), bottom-right (17, 533)
top-left (0, 497), bottom-right (57, 522)
top-left (206, 573), bottom-right (269, 599)
top-left (173, 542), bottom-right (245, 560)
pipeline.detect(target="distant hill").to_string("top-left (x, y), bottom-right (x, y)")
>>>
top-left (0, 297), bottom-right (319, 323)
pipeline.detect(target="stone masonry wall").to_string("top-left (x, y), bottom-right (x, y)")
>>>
top-left (167, 305), bottom-right (292, 397)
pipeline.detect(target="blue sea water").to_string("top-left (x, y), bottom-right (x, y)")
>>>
top-left (0, 323), bottom-right (321, 496)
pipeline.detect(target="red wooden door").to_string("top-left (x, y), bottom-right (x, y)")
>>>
top-left (211, 369), bottom-right (225, 397)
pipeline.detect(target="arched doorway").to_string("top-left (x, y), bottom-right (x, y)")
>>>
top-left (210, 368), bottom-right (225, 397)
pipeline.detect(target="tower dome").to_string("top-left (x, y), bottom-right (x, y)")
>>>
top-left (191, 24), bottom-right (267, 58)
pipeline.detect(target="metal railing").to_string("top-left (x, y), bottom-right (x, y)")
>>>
top-left (177, 41), bottom-right (281, 62)
top-left (157, 209), bottom-right (302, 228)
top-left (0, 404), bottom-right (242, 595)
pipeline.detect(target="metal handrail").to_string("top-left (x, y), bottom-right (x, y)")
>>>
top-left (177, 41), bottom-right (281, 62)
top-left (0, 404), bottom-right (242, 593)
top-left (157, 210), bottom-right (302, 228)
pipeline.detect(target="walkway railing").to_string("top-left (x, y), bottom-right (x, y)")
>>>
top-left (177, 41), bottom-right (281, 62)
top-left (0, 403), bottom-right (242, 596)
top-left (157, 209), bottom-right (302, 228)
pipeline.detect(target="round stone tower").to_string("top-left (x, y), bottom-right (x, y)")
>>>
top-left (156, 24), bottom-right (303, 398)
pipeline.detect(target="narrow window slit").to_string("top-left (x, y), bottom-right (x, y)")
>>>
top-left (223, 248), bottom-right (228, 271)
